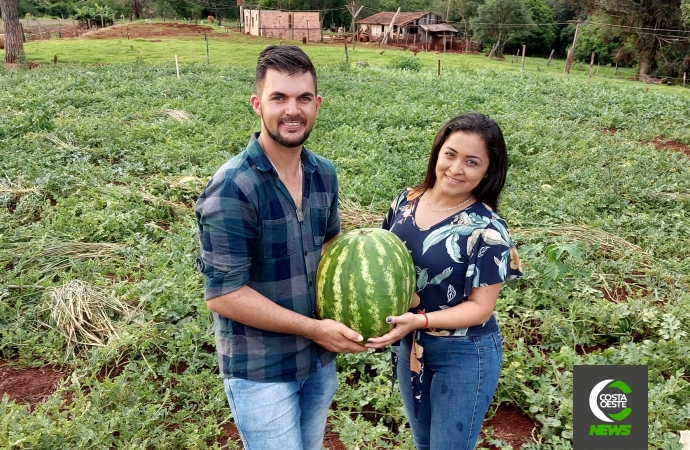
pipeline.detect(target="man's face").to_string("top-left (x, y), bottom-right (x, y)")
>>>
top-left (251, 69), bottom-right (322, 150)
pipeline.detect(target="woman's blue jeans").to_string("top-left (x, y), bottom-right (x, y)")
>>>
top-left (397, 330), bottom-right (503, 450)
top-left (223, 359), bottom-right (337, 450)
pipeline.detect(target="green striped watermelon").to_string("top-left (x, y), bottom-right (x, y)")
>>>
top-left (315, 228), bottom-right (416, 342)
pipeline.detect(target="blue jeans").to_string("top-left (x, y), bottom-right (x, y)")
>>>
top-left (224, 359), bottom-right (337, 450)
top-left (397, 330), bottom-right (503, 450)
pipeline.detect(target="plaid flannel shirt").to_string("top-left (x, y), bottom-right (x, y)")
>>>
top-left (195, 133), bottom-right (340, 382)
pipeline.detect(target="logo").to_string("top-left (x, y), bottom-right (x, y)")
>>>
top-left (588, 379), bottom-right (632, 436)
top-left (574, 365), bottom-right (647, 449)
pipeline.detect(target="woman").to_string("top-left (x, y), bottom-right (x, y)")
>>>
top-left (366, 112), bottom-right (522, 450)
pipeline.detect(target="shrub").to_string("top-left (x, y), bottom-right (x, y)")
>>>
top-left (389, 55), bottom-right (421, 71)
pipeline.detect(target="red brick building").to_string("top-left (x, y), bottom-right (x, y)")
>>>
top-left (241, 7), bottom-right (321, 42)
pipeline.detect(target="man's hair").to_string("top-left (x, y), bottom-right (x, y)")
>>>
top-left (255, 45), bottom-right (317, 94)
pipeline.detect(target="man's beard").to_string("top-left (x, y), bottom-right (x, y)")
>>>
top-left (262, 116), bottom-right (312, 149)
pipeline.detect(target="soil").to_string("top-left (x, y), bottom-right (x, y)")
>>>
top-left (648, 138), bottom-right (690, 157)
top-left (18, 21), bottom-right (216, 41)
top-left (0, 360), bottom-right (67, 411)
top-left (481, 404), bottom-right (537, 449)
top-left (1, 359), bottom-right (536, 449)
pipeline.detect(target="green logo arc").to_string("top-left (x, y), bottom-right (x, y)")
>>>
top-left (607, 380), bottom-right (632, 422)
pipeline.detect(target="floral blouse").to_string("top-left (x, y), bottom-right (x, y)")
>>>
top-left (381, 188), bottom-right (523, 415)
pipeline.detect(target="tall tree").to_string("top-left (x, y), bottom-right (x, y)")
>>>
top-left (523, 0), bottom-right (557, 55)
top-left (0, 0), bottom-right (26, 63)
top-left (131, 0), bottom-right (143, 19)
top-left (576, 0), bottom-right (687, 75)
top-left (471, 0), bottom-right (533, 56)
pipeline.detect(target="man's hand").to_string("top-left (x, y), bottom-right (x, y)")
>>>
top-left (307, 319), bottom-right (367, 353)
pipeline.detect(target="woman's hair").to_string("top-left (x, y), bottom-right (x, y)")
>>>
top-left (414, 112), bottom-right (508, 211)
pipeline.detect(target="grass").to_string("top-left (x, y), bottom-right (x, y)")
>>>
top-left (21, 20), bottom-right (690, 99)
top-left (1, 32), bottom-right (690, 449)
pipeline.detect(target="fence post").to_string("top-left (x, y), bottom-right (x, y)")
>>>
top-left (438, 59), bottom-right (441, 76)
top-left (521, 44), bottom-right (526, 71)
top-left (546, 49), bottom-right (554, 67)
top-left (205, 33), bottom-right (209, 64)
top-left (588, 50), bottom-right (595, 79)
top-left (684, 72), bottom-right (686, 87)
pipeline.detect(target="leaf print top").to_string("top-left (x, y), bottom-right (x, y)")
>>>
top-left (382, 188), bottom-right (523, 337)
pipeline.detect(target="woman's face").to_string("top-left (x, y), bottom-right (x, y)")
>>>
top-left (434, 131), bottom-right (490, 200)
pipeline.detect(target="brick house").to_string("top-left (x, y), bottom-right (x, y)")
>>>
top-left (241, 7), bottom-right (321, 42)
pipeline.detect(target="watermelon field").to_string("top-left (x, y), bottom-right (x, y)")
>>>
top-left (1, 28), bottom-right (690, 449)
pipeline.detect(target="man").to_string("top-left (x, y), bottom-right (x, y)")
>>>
top-left (195, 45), bottom-right (365, 450)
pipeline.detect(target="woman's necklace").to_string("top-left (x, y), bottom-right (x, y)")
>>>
top-left (262, 139), bottom-right (304, 222)
top-left (424, 191), bottom-right (473, 212)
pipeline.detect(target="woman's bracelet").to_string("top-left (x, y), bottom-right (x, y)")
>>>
top-left (417, 311), bottom-right (428, 329)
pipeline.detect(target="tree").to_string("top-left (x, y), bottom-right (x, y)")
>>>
top-left (471, 0), bottom-right (533, 56)
top-left (131, 0), bottom-right (143, 19)
top-left (682, 0), bottom-right (690, 26)
top-left (0, 0), bottom-right (26, 63)
top-left (572, 18), bottom-right (628, 66)
top-left (576, 0), bottom-right (688, 76)
top-left (522, 0), bottom-right (557, 55)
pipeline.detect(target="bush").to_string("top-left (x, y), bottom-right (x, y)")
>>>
top-left (389, 55), bottom-right (421, 71)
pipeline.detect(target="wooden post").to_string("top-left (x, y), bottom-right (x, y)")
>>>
top-left (58, 25), bottom-right (62, 38)
top-left (307, 20), bottom-right (310, 42)
top-left (175, 54), bottom-right (180, 78)
top-left (564, 21), bottom-right (581, 74)
top-left (546, 49), bottom-right (554, 67)
top-left (588, 50), bottom-right (595, 79)
top-left (205, 33), bottom-right (209, 64)
top-left (443, 33), bottom-right (446, 53)
top-left (684, 72), bottom-right (687, 87)
top-left (614, 62), bottom-right (618, 75)
top-left (438, 59), bottom-right (440, 76)
top-left (36, 19), bottom-right (44, 39)
top-left (381, 7), bottom-right (400, 45)
top-left (521, 44), bottom-right (526, 71)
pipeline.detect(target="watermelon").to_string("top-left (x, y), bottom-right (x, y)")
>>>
top-left (315, 228), bottom-right (416, 342)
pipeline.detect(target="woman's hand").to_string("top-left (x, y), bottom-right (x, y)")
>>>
top-left (365, 312), bottom-right (423, 349)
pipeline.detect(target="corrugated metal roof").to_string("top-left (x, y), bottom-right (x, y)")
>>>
top-left (419, 23), bottom-right (458, 33)
top-left (358, 11), bottom-right (435, 26)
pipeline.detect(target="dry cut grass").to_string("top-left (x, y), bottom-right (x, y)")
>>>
top-left (515, 223), bottom-right (655, 273)
top-left (0, 176), bottom-right (41, 196)
top-left (47, 280), bottom-right (136, 358)
top-left (339, 197), bottom-right (385, 231)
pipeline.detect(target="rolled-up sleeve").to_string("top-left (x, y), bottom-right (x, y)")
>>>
top-left (196, 172), bottom-right (258, 300)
